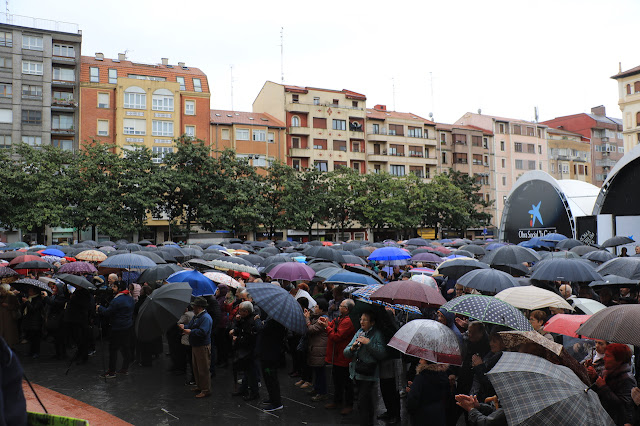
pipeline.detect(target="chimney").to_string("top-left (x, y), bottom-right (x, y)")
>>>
top-left (374, 104), bottom-right (386, 111)
top-left (161, 58), bottom-right (168, 66)
top-left (591, 105), bottom-right (606, 116)
top-left (118, 53), bottom-right (127, 61)
top-left (178, 62), bottom-right (185, 68)
top-left (620, 62), bottom-right (622, 73)
top-left (95, 52), bottom-right (104, 61)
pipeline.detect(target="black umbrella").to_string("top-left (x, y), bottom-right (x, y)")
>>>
top-left (457, 268), bottom-right (519, 293)
top-left (307, 262), bottom-right (341, 273)
top-left (481, 245), bottom-right (541, 265)
top-left (405, 238), bottom-right (431, 246)
top-left (259, 256), bottom-right (293, 269)
top-left (596, 257), bottom-right (640, 280)
top-left (555, 239), bottom-right (583, 250)
top-left (157, 251), bottom-right (178, 263)
top-left (530, 258), bottom-right (603, 283)
top-left (306, 246), bottom-right (345, 263)
top-left (55, 273), bottom-right (96, 290)
top-left (351, 248), bottom-right (372, 258)
top-left (248, 241), bottom-right (270, 248)
top-left (135, 282), bottom-right (192, 341)
top-left (12, 278), bottom-right (53, 294)
top-left (138, 264), bottom-right (185, 285)
top-left (0, 266), bottom-right (18, 278)
top-left (201, 252), bottom-right (225, 261)
top-left (582, 250), bottom-right (615, 264)
top-left (0, 251), bottom-right (22, 260)
top-left (348, 299), bottom-right (399, 342)
top-left (601, 236), bottom-right (635, 248)
top-left (138, 240), bottom-right (153, 246)
top-left (540, 251), bottom-right (581, 260)
top-left (136, 251), bottom-right (167, 264)
top-left (589, 274), bottom-right (640, 287)
top-left (491, 263), bottom-right (531, 277)
top-left (224, 256), bottom-right (254, 267)
top-left (436, 257), bottom-right (489, 280)
top-left (13, 260), bottom-right (52, 270)
top-left (342, 255), bottom-right (366, 265)
top-left (98, 241), bottom-right (116, 247)
top-left (451, 250), bottom-right (475, 258)
top-left (458, 245), bottom-right (486, 256)
top-left (238, 254), bottom-right (265, 266)
top-left (275, 240), bottom-right (295, 248)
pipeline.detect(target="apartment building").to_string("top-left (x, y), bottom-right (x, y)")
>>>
top-left (210, 109), bottom-right (286, 175)
top-left (436, 123), bottom-right (496, 232)
top-left (611, 65), bottom-right (640, 153)
top-left (454, 113), bottom-right (549, 227)
top-left (0, 14), bottom-right (81, 153)
top-left (546, 127), bottom-right (592, 183)
top-left (253, 81), bottom-right (367, 173)
top-left (79, 53), bottom-right (210, 163)
top-left (365, 105), bottom-right (437, 179)
top-left (542, 106), bottom-right (623, 185)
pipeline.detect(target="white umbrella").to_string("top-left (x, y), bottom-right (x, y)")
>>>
top-left (203, 271), bottom-right (242, 289)
top-left (387, 319), bottom-right (462, 365)
top-left (294, 289), bottom-right (317, 309)
top-left (495, 286), bottom-right (574, 311)
top-left (409, 274), bottom-right (438, 289)
top-left (568, 297), bottom-right (606, 315)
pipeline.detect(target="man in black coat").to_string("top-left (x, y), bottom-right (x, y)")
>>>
top-left (256, 316), bottom-right (286, 412)
top-left (20, 287), bottom-right (45, 358)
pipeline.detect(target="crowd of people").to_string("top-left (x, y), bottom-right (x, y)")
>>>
top-left (3, 240), bottom-right (640, 425)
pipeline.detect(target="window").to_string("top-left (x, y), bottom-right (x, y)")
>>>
top-left (124, 86), bottom-right (146, 109)
top-left (254, 155), bottom-right (267, 167)
top-left (551, 163), bottom-right (555, 173)
top-left (409, 166), bottom-right (424, 178)
top-left (500, 141), bottom-right (505, 151)
top-left (483, 138), bottom-right (488, 148)
top-left (22, 35), bottom-right (43, 51)
top-left (332, 99), bottom-right (339, 106)
top-left (472, 135), bottom-right (482, 147)
top-left (409, 146), bottom-right (423, 157)
top-left (123, 119), bottom-right (146, 135)
top-left (193, 78), bottom-right (202, 92)
top-left (22, 110), bottom-right (42, 125)
top-left (627, 84), bottom-right (632, 95)
top-left (97, 120), bottom-right (109, 136)
top-left (0, 83), bottom-right (10, 97)
top-left (0, 57), bottom-right (11, 68)
top-left (528, 160), bottom-right (536, 170)
top-left (442, 151), bottom-right (447, 164)
top-left (515, 159), bottom-right (523, 170)
top-left (152, 146), bottom-right (174, 164)
top-left (252, 129), bottom-right (266, 141)
top-left (236, 129), bottom-right (249, 140)
top-left (152, 89), bottom-right (174, 111)
top-left (352, 101), bottom-right (358, 108)
top-left (408, 127), bottom-right (423, 138)
top-left (177, 76), bottom-right (186, 90)
top-left (185, 125), bottom-right (195, 137)
top-left (498, 123), bottom-right (505, 133)
top-left (313, 118), bottom-right (327, 129)
top-left (501, 158), bottom-right (506, 168)
top-left (514, 142), bottom-right (523, 152)
top-left (527, 127), bottom-right (535, 136)
top-left (22, 84), bottom-right (42, 100)
top-left (332, 119), bottom-right (346, 131)
top-left (184, 100), bottom-right (195, 115)
top-left (313, 97), bottom-right (320, 105)
top-left (0, 32), bottom-right (12, 47)
top-left (352, 162), bottom-right (361, 172)
top-left (52, 90), bottom-right (72, 101)
top-left (97, 93), bottom-right (109, 108)
top-left (291, 137), bottom-right (300, 148)
top-left (292, 159), bottom-right (301, 171)
top-left (52, 114), bottom-right (73, 130)
top-left (473, 154), bottom-right (483, 165)
top-left (527, 143), bottom-right (535, 154)
top-left (314, 161), bottom-right (328, 172)
top-left (0, 135), bottom-right (10, 149)
top-left (352, 141), bottom-right (361, 152)
top-left (292, 94), bottom-right (299, 103)
top-left (152, 120), bottom-right (173, 136)
top-left (52, 139), bottom-right (73, 151)
top-left (53, 44), bottom-right (75, 57)
top-left (53, 67), bottom-right (74, 81)
top-left (22, 60), bottom-right (43, 75)
top-left (440, 133), bottom-right (447, 144)
top-left (333, 140), bottom-right (346, 151)
top-left (313, 139), bottom-right (327, 150)
top-left (108, 69), bottom-right (117, 84)
top-left (388, 124), bottom-right (404, 136)
top-left (373, 164), bottom-right (381, 173)
top-left (453, 134), bottom-right (467, 145)
top-left (373, 124), bottom-right (380, 134)
top-left (389, 144), bottom-right (404, 156)
top-left (0, 109), bottom-right (11, 123)
top-left (89, 67), bottom-right (99, 82)
top-left (502, 176), bottom-right (507, 186)
top-left (221, 128), bottom-right (230, 140)
top-left (390, 165), bottom-right (405, 176)
top-left (268, 132), bottom-right (275, 143)
top-left (635, 82), bottom-right (640, 94)
top-left (291, 115), bottom-right (300, 127)
top-left (22, 136), bottom-right (41, 146)
top-left (512, 125), bottom-right (521, 135)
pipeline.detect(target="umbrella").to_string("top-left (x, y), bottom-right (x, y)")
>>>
top-left (491, 263), bottom-right (531, 277)
top-left (57, 261), bottom-right (98, 275)
top-left (223, 256), bottom-right (254, 267)
top-left (458, 245), bottom-right (486, 256)
top-left (369, 280), bottom-right (446, 308)
top-left (203, 271), bottom-right (241, 289)
top-left (596, 257), bottom-right (640, 279)
top-left (435, 257), bottom-right (489, 280)
top-left (410, 252), bottom-right (443, 264)
top-left (8, 255), bottom-right (42, 266)
top-left (440, 294), bottom-right (533, 331)
top-left (540, 233), bottom-right (569, 244)
top-left (135, 282), bottom-right (192, 341)
top-left (495, 286), bottom-right (574, 311)
top-left (238, 254), bottom-right (265, 266)
top-left (554, 238), bottom-right (584, 250)
top-left (351, 285), bottom-right (423, 316)
top-left (267, 262), bottom-right (315, 282)
top-left (41, 248), bottom-right (65, 257)
top-left (343, 265), bottom-right (384, 283)
top-left (135, 251), bottom-right (167, 265)
top-left (567, 297), bottom-right (606, 315)
top-left (457, 268), bottom-right (519, 293)
top-left (367, 247), bottom-right (411, 265)
top-left (601, 235), bottom-right (635, 248)
top-left (485, 242), bottom-right (508, 251)
top-left (0, 266), bottom-right (18, 278)
top-left (12, 260), bottom-right (52, 270)
top-left (589, 274), bottom-right (639, 287)
top-left (486, 352), bottom-right (614, 426)
top-left (387, 319), bottom-right (462, 365)
top-left (582, 250), bottom-right (615, 264)
top-left (306, 246), bottom-right (345, 263)
top-left (404, 238), bottom-right (431, 246)
top-left (348, 298), bottom-right (402, 341)
top-left (246, 282), bottom-right (306, 334)
top-left (450, 250), bottom-right (474, 259)
top-left (99, 253), bottom-right (157, 270)
top-left (569, 245), bottom-right (599, 256)
top-left (351, 248), bottom-right (372, 258)
top-left (166, 269), bottom-right (217, 297)
top-left (75, 250), bottom-right (108, 262)
top-left (137, 240), bottom-right (153, 246)
top-left (530, 258), bottom-right (602, 283)
top-left (342, 255), bottom-right (367, 266)
top-left (294, 288), bottom-right (317, 308)
top-left (481, 245), bottom-right (541, 265)
top-left (137, 264), bottom-right (184, 285)
top-left (409, 274), bottom-right (438, 289)
top-left (576, 305), bottom-right (640, 345)
top-left (55, 273), bottom-right (96, 290)
top-left (258, 247), bottom-right (280, 257)
top-left (6, 242), bottom-right (28, 249)
top-left (204, 259), bottom-right (259, 275)
top-left (544, 314), bottom-right (591, 338)
top-left (540, 251), bottom-right (581, 260)
top-left (98, 240), bottom-right (116, 247)
top-left (11, 278), bottom-right (53, 294)
top-left (324, 270), bottom-right (381, 286)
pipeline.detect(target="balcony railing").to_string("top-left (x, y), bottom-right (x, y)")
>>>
top-left (289, 100), bottom-right (364, 111)
top-left (0, 13), bottom-right (80, 34)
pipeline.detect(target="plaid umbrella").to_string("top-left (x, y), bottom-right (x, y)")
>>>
top-left (267, 262), bottom-right (315, 281)
top-left (388, 319), bottom-right (462, 365)
top-left (58, 261), bottom-right (98, 275)
top-left (203, 271), bottom-right (241, 289)
top-left (12, 278), bottom-right (53, 294)
top-left (486, 352), bottom-right (614, 426)
top-left (576, 304), bottom-right (640, 346)
top-left (246, 282), bottom-right (306, 334)
top-left (369, 280), bottom-right (446, 308)
top-left (495, 286), bottom-right (574, 311)
top-left (135, 282), bottom-right (192, 341)
top-left (75, 250), bottom-right (108, 262)
top-left (440, 294), bottom-right (533, 331)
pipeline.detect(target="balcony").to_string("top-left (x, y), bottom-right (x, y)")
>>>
top-left (51, 99), bottom-right (77, 111)
top-left (52, 55), bottom-right (76, 65)
top-left (289, 147), bottom-right (311, 157)
top-left (52, 79), bottom-right (76, 88)
top-left (367, 153), bottom-right (389, 163)
top-left (288, 126), bottom-right (310, 135)
top-left (52, 127), bottom-right (75, 136)
top-left (288, 101), bottom-right (364, 111)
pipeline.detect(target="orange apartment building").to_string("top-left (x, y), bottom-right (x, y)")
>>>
top-left (209, 110), bottom-right (286, 174)
top-left (79, 53), bottom-right (210, 162)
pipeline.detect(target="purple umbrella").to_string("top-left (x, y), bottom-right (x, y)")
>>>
top-left (410, 252), bottom-right (443, 264)
top-left (267, 262), bottom-right (315, 281)
top-left (58, 261), bottom-right (98, 275)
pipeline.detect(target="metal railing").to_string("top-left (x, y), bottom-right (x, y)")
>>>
top-left (0, 13), bottom-right (80, 34)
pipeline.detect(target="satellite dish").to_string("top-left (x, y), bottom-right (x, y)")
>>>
top-left (478, 108), bottom-right (482, 114)
top-left (429, 112), bottom-right (433, 119)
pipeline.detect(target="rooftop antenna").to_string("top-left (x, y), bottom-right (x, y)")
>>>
top-left (534, 106), bottom-right (539, 123)
top-left (280, 27), bottom-right (284, 84)
top-left (5, 0), bottom-right (8, 14)
top-left (392, 77), bottom-right (396, 111)
top-left (429, 71), bottom-right (435, 121)
top-left (230, 65), bottom-right (234, 111)
top-left (123, 49), bottom-right (130, 59)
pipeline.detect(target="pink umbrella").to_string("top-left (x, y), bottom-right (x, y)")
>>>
top-left (58, 261), bottom-right (98, 275)
top-left (268, 262), bottom-right (315, 281)
top-left (370, 280), bottom-right (446, 308)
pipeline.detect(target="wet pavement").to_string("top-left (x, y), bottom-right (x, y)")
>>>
top-left (19, 338), bottom-right (401, 425)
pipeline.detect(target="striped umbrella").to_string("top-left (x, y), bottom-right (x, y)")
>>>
top-left (76, 250), bottom-right (108, 262)
top-left (576, 304), bottom-right (640, 346)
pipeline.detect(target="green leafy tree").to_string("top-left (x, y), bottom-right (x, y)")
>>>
top-left (259, 160), bottom-right (298, 239)
top-left (419, 173), bottom-right (471, 237)
top-left (325, 167), bottom-right (363, 241)
top-left (391, 174), bottom-right (426, 240)
top-left (353, 172), bottom-right (405, 232)
top-left (447, 169), bottom-right (493, 229)
top-left (288, 167), bottom-right (330, 240)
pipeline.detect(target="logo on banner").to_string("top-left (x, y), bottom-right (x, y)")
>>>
top-left (528, 201), bottom-right (543, 227)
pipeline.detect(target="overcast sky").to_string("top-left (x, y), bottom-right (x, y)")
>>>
top-left (15, 0), bottom-right (640, 124)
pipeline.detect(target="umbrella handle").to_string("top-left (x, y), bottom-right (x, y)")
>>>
top-left (584, 382), bottom-right (597, 393)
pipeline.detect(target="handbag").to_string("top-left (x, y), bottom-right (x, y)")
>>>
top-left (355, 356), bottom-right (377, 376)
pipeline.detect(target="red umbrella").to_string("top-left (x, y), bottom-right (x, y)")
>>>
top-left (544, 314), bottom-right (591, 338)
top-left (432, 246), bottom-right (452, 256)
top-left (369, 280), bottom-right (446, 308)
top-left (8, 255), bottom-right (41, 267)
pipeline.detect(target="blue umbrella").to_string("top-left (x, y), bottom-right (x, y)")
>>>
top-left (41, 248), bottom-right (65, 257)
top-left (166, 269), bottom-right (217, 296)
top-left (368, 247), bottom-right (411, 265)
top-left (98, 253), bottom-right (157, 270)
top-left (485, 243), bottom-right (508, 251)
top-left (518, 237), bottom-right (555, 249)
top-left (324, 271), bottom-right (380, 286)
top-left (540, 233), bottom-right (568, 245)
top-left (246, 282), bottom-right (306, 334)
